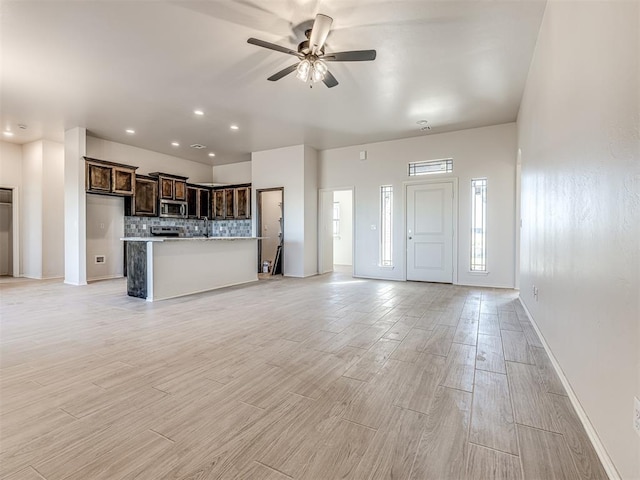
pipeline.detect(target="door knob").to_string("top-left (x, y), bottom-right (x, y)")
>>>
top-left (408, 236), bottom-right (412, 240)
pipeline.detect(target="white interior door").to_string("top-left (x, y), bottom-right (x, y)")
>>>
top-left (406, 182), bottom-right (454, 283)
top-left (318, 190), bottom-right (334, 274)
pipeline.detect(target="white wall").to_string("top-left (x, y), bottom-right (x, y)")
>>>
top-left (252, 145), bottom-right (317, 277)
top-left (86, 194), bottom-right (124, 280)
top-left (42, 140), bottom-right (64, 278)
top-left (87, 137), bottom-right (213, 182)
top-left (319, 123), bottom-right (517, 286)
top-left (0, 142), bottom-right (22, 185)
top-left (21, 141), bottom-right (43, 278)
top-left (303, 146), bottom-right (318, 277)
top-left (20, 140), bottom-right (65, 279)
top-left (517, 1), bottom-right (639, 478)
top-left (333, 190), bottom-right (353, 266)
top-left (213, 161), bottom-right (251, 184)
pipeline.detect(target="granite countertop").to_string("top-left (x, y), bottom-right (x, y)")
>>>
top-left (121, 236), bottom-right (262, 242)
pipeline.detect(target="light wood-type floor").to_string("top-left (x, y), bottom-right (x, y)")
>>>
top-left (0, 271), bottom-right (608, 479)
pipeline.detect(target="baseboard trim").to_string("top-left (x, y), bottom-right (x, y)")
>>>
top-left (87, 274), bottom-right (124, 282)
top-left (518, 297), bottom-right (621, 480)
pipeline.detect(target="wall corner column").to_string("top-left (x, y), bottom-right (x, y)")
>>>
top-left (64, 127), bottom-right (87, 285)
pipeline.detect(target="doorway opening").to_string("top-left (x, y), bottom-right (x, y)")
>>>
top-left (0, 187), bottom-right (17, 277)
top-left (405, 180), bottom-right (458, 283)
top-left (257, 188), bottom-right (284, 276)
top-left (319, 188), bottom-right (354, 275)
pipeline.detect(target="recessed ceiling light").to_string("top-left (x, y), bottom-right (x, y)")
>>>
top-left (194, 110), bottom-right (204, 116)
top-left (3, 131), bottom-right (14, 137)
top-left (416, 120), bottom-right (428, 125)
top-left (125, 129), bottom-right (135, 134)
top-left (171, 142), bottom-right (180, 147)
top-left (230, 125), bottom-right (239, 130)
top-left (208, 152), bottom-right (216, 157)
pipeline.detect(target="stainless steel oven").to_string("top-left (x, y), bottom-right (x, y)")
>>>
top-left (159, 200), bottom-right (187, 218)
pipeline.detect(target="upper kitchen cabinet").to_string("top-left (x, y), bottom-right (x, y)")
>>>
top-left (212, 189), bottom-right (226, 220)
top-left (133, 175), bottom-right (158, 216)
top-left (235, 186), bottom-right (251, 219)
top-left (85, 157), bottom-right (137, 196)
top-left (187, 185), bottom-right (211, 219)
top-left (150, 172), bottom-right (188, 201)
top-left (211, 184), bottom-right (251, 220)
top-left (224, 188), bottom-right (235, 218)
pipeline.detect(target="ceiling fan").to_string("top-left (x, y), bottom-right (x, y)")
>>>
top-left (247, 14), bottom-right (376, 88)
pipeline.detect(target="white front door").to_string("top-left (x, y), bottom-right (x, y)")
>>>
top-left (406, 182), bottom-right (454, 283)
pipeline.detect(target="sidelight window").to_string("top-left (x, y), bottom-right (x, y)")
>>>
top-left (470, 178), bottom-right (487, 272)
top-left (333, 201), bottom-right (340, 236)
top-left (380, 185), bottom-right (393, 266)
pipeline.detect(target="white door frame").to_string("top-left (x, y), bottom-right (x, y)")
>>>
top-left (403, 178), bottom-right (458, 284)
top-left (318, 186), bottom-right (355, 276)
top-left (0, 186), bottom-right (20, 277)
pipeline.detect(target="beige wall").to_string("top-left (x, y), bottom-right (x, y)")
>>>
top-left (517, 1), bottom-right (640, 477)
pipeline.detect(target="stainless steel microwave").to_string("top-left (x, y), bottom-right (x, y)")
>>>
top-left (159, 200), bottom-right (187, 218)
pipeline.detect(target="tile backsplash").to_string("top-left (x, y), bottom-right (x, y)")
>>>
top-left (125, 217), bottom-right (252, 238)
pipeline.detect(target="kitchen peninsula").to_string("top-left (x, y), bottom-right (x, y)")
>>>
top-left (122, 235), bottom-right (259, 301)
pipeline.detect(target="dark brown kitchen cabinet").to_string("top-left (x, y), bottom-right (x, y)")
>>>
top-left (150, 172), bottom-right (188, 201)
top-left (187, 185), bottom-right (211, 219)
top-left (133, 175), bottom-right (158, 216)
top-left (187, 186), bottom-right (198, 218)
top-left (235, 186), bottom-right (250, 219)
top-left (212, 189), bottom-right (226, 220)
top-left (211, 184), bottom-right (251, 219)
top-left (199, 189), bottom-right (210, 218)
top-left (85, 157), bottom-right (137, 196)
top-left (224, 188), bottom-right (235, 218)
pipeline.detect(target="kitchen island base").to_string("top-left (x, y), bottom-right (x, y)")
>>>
top-left (123, 237), bottom-right (259, 301)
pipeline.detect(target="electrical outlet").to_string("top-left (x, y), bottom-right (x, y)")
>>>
top-left (195, 226), bottom-right (199, 231)
top-left (634, 397), bottom-right (640, 437)
top-left (142, 224), bottom-right (147, 230)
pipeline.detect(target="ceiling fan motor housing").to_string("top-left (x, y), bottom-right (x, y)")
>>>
top-left (297, 40), bottom-right (324, 57)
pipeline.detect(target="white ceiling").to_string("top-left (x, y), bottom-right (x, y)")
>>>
top-left (1, 0), bottom-right (546, 166)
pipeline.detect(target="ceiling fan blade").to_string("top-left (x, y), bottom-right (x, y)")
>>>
top-left (322, 70), bottom-right (338, 88)
top-left (308, 14), bottom-right (333, 54)
top-left (323, 50), bottom-right (377, 62)
top-left (267, 63), bottom-right (299, 81)
top-left (247, 38), bottom-right (300, 56)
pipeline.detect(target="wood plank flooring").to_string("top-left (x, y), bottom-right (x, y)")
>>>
top-left (0, 272), bottom-right (608, 479)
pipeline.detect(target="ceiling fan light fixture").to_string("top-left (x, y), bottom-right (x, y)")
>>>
top-left (311, 60), bottom-right (328, 83)
top-left (296, 59), bottom-right (311, 82)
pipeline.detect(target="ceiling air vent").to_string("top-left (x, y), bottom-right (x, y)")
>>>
top-left (190, 144), bottom-right (207, 149)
